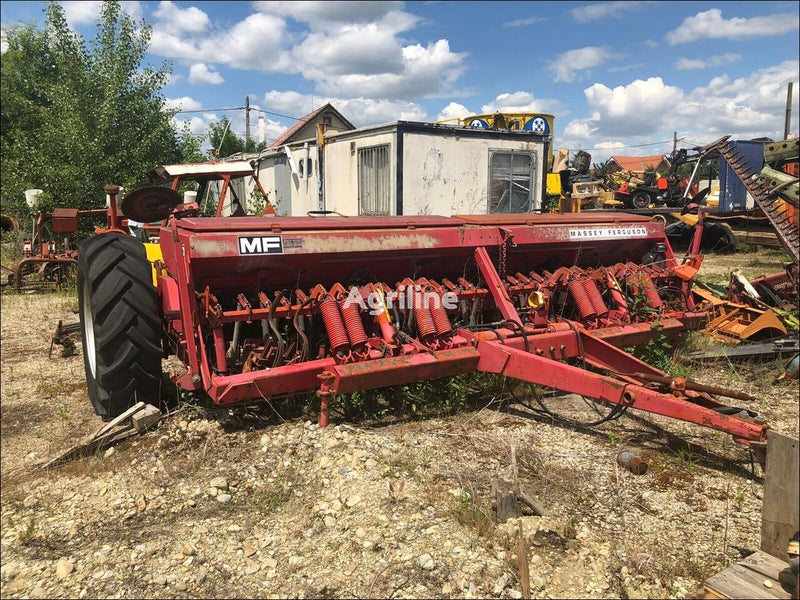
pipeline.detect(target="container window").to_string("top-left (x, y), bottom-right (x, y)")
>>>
top-left (358, 145), bottom-right (391, 215)
top-left (489, 151), bottom-right (535, 213)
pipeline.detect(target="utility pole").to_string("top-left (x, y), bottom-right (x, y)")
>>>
top-left (245, 96), bottom-right (251, 147)
top-left (673, 131), bottom-right (678, 153)
top-left (785, 82), bottom-right (793, 140)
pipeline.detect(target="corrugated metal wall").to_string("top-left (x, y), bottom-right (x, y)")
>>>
top-left (718, 140), bottom-right (767, 211)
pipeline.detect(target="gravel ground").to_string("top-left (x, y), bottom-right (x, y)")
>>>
top-left (1, 252), bottom-right (798, 600)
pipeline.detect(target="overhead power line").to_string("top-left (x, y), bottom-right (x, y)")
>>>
top-left (174, 106), bottom-right (300, 121)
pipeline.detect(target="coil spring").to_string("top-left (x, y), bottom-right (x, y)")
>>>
top-left (430, 302), bottom-right (453, 335)
top-left (568, 279), bottom-right (595, 319)
top-left (339, 298), bottom-right (367, 346)
top-left (320, 298), bottom-right (349, 351)
top-left (639, 275), bottom-right (663, 308)
top-left (414, 304), bottom-right (438, 339)
top-left (582, 278), bottom-right (608, 316)
top-left (629, 273), bottom-right (663, 309)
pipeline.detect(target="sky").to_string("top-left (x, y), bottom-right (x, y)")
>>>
top-left (1, 1), bottom-right (799, 164)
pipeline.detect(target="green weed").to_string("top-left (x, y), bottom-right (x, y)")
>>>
top-left (669, 447), bottom-right (699, 471)
top-left (451, 490), bottom-right (494, 537)
top-left (732, 486), bottom-right (746, 511)
top-left (18, 519), bottom-right (36, 545)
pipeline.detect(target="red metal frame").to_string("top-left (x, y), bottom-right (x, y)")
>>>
top-left (155, 212), bottom-right (767, 446)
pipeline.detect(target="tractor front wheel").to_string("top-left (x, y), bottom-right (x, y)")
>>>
top-left (78, 233), bottom-right (162, 420)
top-left (630, 191), bottom-right (651, 209)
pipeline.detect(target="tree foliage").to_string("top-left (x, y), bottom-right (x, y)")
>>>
top-left (207, 117), bottom-right (266, 158)
top-left (1, 1), bottom-right (198, 217)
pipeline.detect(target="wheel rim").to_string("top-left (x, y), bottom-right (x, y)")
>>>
top-left (81, 276), bottom-right (97, 378)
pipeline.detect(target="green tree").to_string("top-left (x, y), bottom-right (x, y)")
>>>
top-left (176, 124), bottom-right (207, 164)
top-left (591, 159), bottom-right (614, 180)
top-left (1, 1), bottom-right (193, 217)
top-left (208, 117), bottom-right (244, 158)
top-left (207, 117), bottom-right (266, 159)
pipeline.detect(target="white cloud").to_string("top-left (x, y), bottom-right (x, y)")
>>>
top-left (261, 91), bottom-right (426, 128)
top-left (503, 17), bottom-right (545, 28)
top-left (153, 1), bottom-right (209, 33)
top-left (262, 91), bottom-right (314, 117)
top-left (149, 30), bottom-right (206, 61)
top-left (563, 119), bottom-right (597, 140)
top-left (313, 39), bottom-right (467, 100)
top-left (675, 53), bottom-right (740, 71)
top-left (150, 13), bottom-right (290, 72)
top-left (146, 3), bottom-right (465, 102)
top-left (571, 2), bottom-right (650, 23)
top-left (164, 96), bottom-right (203, 112)
top-left (582, 77), bottom-right (684, 137)
top-left (674, 60), bottom-right (799, 141)
top-left (253, 1), bottom-right (405, 27)
top-left (203, 13), bottom-right (290, 71)
top-left (480, 91), bottom-right (561, 114)
top-left (172, 115), bottom-right (210, 137)
top-left (336, 98), bottom-right (427, 126)
top-left (436, 102), bottom-right (472, 123)
top-left (559, 61), bottom-right (799, 163)
top-left (549, 46), bottom-right (621, 83)
top-left (594, 141), bottom-right (626, 151)
top-left (61, 1), bottom-right (102, 25)
top-left (61, 1), bottom-right (142, 27)
top-left (188, 63), bottom-right (224, 85)
top-left (290, 25), bottom-right (404, 77)
top-left (666, 9), bottom-right (799, 45)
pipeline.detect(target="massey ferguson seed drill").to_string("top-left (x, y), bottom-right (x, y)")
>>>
top-left (77, 186), bottom-right (768, 452)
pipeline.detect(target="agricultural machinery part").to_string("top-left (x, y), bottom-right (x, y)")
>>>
top-left (76, 208), bottom-right (769, 449)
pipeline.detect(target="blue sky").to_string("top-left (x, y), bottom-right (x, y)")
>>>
top-left (1, 1), bottom-right (798, 163)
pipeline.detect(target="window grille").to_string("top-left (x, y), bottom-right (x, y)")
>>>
top-left (358, 145), bottom-right (391, 215)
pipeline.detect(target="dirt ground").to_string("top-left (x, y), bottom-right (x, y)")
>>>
top-left (0, 247), bottom-right (798, 599)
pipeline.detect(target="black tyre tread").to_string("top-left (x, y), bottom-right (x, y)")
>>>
top-left (631, 191), bottom-right (650, 209)
top-left (78, 233), bottom-right (162, 419)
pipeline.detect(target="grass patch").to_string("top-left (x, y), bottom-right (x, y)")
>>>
top-left (450, 489), bottom-right (495, 538)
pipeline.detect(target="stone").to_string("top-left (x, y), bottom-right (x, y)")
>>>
top-left (216, 494), bottom-right (232, 503)
top-left (55, 558), bottom-right (74, 579)
top-left (210, 477), bottom-right (228, 490)
top-left (418, 554), bottom-right (435, 570)
top-left (29, 586), bottom-right (47, 599)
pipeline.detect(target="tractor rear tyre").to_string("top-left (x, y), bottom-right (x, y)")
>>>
top-left (630, 191), bottom-right (651, 209)
top-left (78, 233), bottom-right (162, 420)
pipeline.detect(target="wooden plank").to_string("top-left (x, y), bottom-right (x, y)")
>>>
top-left (761, 432), bottom-right (800, 561)
top-left (699, 585), bottom-right (728, 599)
top-left (517, 521), bottom-right (530, 600)
top-left (40, 426), bottom-right (135, 468)
top-left (92, 402), bottom-right (146, 438)
top-left (705, 562), bottom-right (791, 599)
top-left (739, 550), bottom-right (792, 582)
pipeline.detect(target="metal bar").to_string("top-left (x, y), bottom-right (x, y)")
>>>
top-left (474, 246), bottom-right (521, 322)
top-left (474, 339), bottom-right (767, 444)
